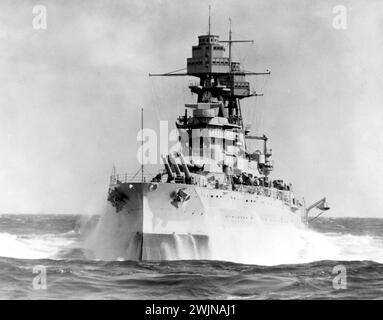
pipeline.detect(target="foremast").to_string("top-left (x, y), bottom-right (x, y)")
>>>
top-left (150, 20), bottom-right (274, 183)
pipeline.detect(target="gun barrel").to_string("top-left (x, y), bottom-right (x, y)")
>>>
top-left (179, 154), bottom-right (191, 180)
top-left (161, 155), bottom-right (175, 180)
top-left (168, 154), bottom-right (182, 176)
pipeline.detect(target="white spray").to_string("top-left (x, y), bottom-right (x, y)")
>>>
top-left (82, 205), bottom-right (383, 265)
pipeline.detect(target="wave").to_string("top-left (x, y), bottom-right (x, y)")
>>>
top-left (83, 207), bottom-right (383, 265)
top-left (0, 232), bottom-right (77, 260)
top-left (323, 233), bottom-right (383, 263)
top-left (207, 224), bottom-right (383, 265)
top-left (0, 212), bottom-right (382, 265)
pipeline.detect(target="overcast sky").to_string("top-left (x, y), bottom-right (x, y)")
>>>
top-left (0, 0), bottom-right (382, 216)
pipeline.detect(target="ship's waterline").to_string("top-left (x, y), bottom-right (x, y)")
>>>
top-left (84, 201), bottom-right (341, 265)
top-left (84, 181), bottom-right (332, 264)
top-left (1, 214), bottom-right (383, 299)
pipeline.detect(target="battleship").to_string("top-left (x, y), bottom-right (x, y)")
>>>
top-left (106, 17), bottom-right (330, 261)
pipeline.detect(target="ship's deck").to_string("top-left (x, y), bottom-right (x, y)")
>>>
top-left (109, 172), bottom-right (302, 209)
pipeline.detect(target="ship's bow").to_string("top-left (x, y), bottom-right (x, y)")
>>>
top-left (108, 182), bottom-right (209, 260)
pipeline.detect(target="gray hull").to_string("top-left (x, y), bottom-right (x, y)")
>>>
top-left (108, 182), bottom-right (305, 261)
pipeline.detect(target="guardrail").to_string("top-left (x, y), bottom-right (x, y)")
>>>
top-left (234, 185), bottom-right (295, 206)
top-left (109, 172), bottom-right (299, 208)
top-left (109, 173), bottom-right (155, 186)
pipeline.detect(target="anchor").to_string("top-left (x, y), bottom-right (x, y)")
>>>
top-left (108, 187), bottom-right (129, 212)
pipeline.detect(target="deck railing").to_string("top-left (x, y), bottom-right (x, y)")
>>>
top-left (109, 173), bottom-right (155, 186)
top-left (233, 185), bottom-right (295, 206)
top-left (109, 173), bottom-right (299, 207)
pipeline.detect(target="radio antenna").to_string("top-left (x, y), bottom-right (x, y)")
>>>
top-left (208, 5), bottom-right (211, 35)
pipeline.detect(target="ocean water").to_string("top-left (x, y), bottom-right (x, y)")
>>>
top-left (0, 213), bottom-right (382, 300)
